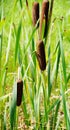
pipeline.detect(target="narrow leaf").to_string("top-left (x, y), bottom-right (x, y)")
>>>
top-left (15, 21), bottom-right (22, 64)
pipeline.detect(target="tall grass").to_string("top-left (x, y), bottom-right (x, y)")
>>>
top-left (0, 0), bottom-right (70, 129)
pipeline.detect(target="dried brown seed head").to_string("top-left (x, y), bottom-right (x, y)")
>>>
top-left (42, 1), bottom-right (49, 20)
top-left (40, 0), bottom-right (49, 38)
top-left (36, 40), bottom-right (46, 71)
top-left (17, 80), bottom-right (23, 106)
top-left (26, 0), bottom-right (28, 7)
top-left (32, 2), bottom-right (39, 27)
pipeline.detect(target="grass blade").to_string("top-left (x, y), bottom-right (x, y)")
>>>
top-left (0, 32), bottom-right (3, 68)
top-left (10, 81), bottom-right (17, 130)
top-left (48, 45), bottom-right (52, 102)
top-left (22, 93), bottom-right (29, 126)
top-left (15, 21), bottom-right (22, 64)
top-left (51, 45), bottom-right (60, 84)
top-left (59, 28), bottom-right (67, 87)
top-left (5, 24), bottom-right (12, 65)
top-left (60, 67), bottom-right (70, 129)
top-left (53, 100), bottom-right (61, 129)
top-left (4, 105), bottom-right (7, 130)
top-left (19, 0), bottom-right (22, 9)
top-left (47, 99), bottom-right (60, 114)
top-left (24, 27), bottom-right (36, 55)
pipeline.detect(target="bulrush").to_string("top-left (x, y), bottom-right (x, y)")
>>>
top-left (40, 0), bottom-right (49, 38)
top-left (26, 0), bottom-right (28, 7)
top-left (17, 80), bottom-right (23, 106)
top-left (36, 40), bottom-right (46, 71)
top-left (32, 2), bottom-right (39, 27)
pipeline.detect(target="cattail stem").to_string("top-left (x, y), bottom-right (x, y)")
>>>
top-left (18, 67), bottom-right (21, 80)
top-left (26, 0), bottom-right (32, 24)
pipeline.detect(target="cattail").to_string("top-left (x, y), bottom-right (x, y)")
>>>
top-left (32, 2), bottom-right (39, 27)
top-left (17, 80), bottom-right (23, 106)
top-left (40, 0), bottom-right (49, 38)
top-left (36, 40), bottom-right (46, 71)
top-left (26, 0), bottom-right (28, 7)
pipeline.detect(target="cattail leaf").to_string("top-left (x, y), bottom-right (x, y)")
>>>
top-left (60, 68), bottom-right (70, 129)
top-left (25, 27), bottom-right (36, 55)
top-left (30, 38), bottom-right (36, 81)
top-left (5, 24), bottom-right (12, 65)
top-left (34, 86), bottom-right (40, 126)
top-left (48, 45), bottom-right (52, 101)
top-left (41, 19), bottom-right (46, 39)
top-left (53, 100), bottom-right (61, 129)
top-left (22, 93), bottom-right (28, 117)
top-left (44, 0), bottom-right (54, 45)
top-left (31, 38), bottom-right (36, 67)
top-left (18, 43), bottom-right (22, 65)
top-left (0, 93), bottom-right (12, 102)
top-left (55, 116), bottom-right (60, 130)
top-left (67, 73), bottom-right (70, 83)
top-left (28, 85), bottom-right (34, 110)
top-left (0, 33), bottom-right (2, 65)
top-left (15, 21), bottom-right (22, 64)
top-left (22, 93), bottom-right (29, 126)
top-left (61, 88), bottom-right (70, 129)
top-left (55, 46), bottom-right (61, 80)
top-left (4, 108), bottom-right (7, 130)
top-left (0, 31), bottom-right (3, 95)
top-left (51, 45), bottom-right (60, 84)
top-left (49, 111), bottom-right (54, 129)
top-left (47, 99), bottom-right (60, 114)
top-left (59, 29), bottom-right (67, 88)
top-left (25, 0), bottom-right (32, 23)
top-left (19, 0), bottom-right (22, 9)
top-left (10, 81), bottom-right (17, 129)
top-left (12, 0), bottom-right (18, 11)
top-left (21, 65), bottom-right (24, 77)
top-left (0, 65), bottom-right (7, 96)
top-left (42, 84), bottom-right (48, 121)
top-left (13, 23), bottom-right (16, 36)
top-left (49, 0), bottom-right (54, 18)
top-left (2, 68), bottom-right (7, 93)
top-left (23, 61), bottom-right (31, 81)
top-left (53, 41), bottom-right (60, 55)
top-left (0, 63), bottom-right (8, 95)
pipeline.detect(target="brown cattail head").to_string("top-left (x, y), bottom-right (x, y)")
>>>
top-left (17, 80), bottom-right (23, 106)
top-left (32, 2), bottom-right (39, 28)
top-left (40, 0), bottom-right (49, 38)
top-left (26, 0), bottom-right (28, 8)
top-left (36, 40), bottom-right (46, 71)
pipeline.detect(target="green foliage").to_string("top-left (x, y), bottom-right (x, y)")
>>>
top-left (0, 0), bottom-right (70, 129)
